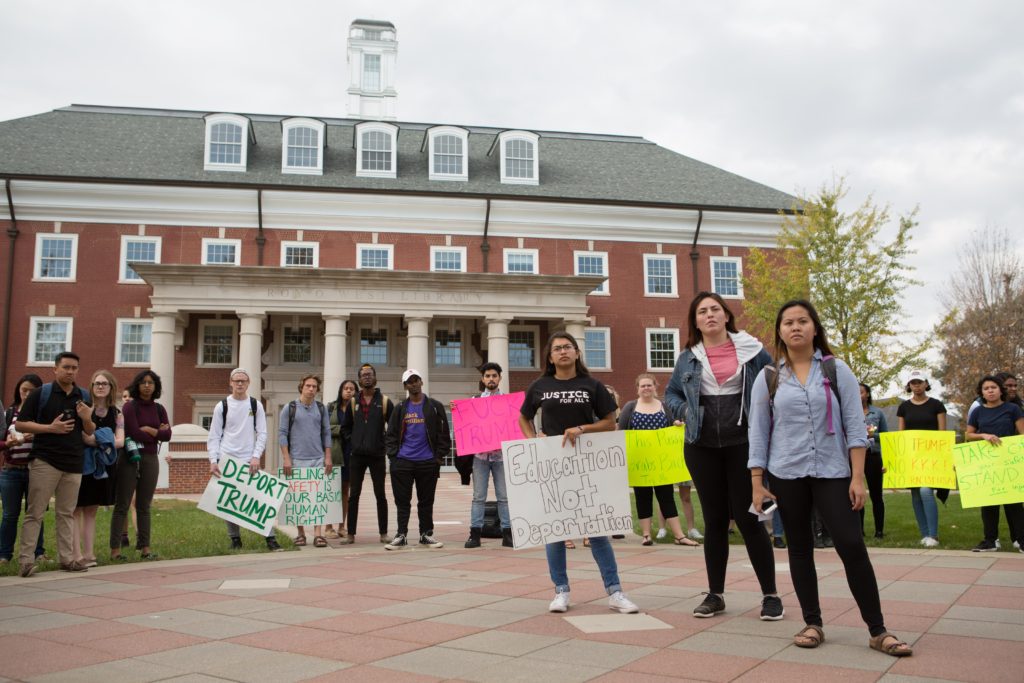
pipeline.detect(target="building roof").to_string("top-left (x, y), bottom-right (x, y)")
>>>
top-left (0, 105), bottom-right (798, 213)
top-left (351, 19), bottom-right (395, 28)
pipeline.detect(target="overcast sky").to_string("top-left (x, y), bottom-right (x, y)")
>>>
top-left (3, 0), bottom-right (1021, 384)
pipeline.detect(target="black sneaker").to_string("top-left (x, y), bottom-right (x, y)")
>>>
top-left (230, 537), bottom-right (243, 550)
top-left (822, 536), bottom-right (834, 548)
top-left (693, 593), bottom-right (725, 618)
top-left (760, 595), bottom-right (784, 621)
top-left (385, 534), bottom-right (408, 550)
top-left (773, 536), bottom-right (786, 549)
top-left (419, 533), bottom-right (444, 548)
top-left (972, 539), bottom-right (999, 552)
top-left (814, 536), bottom-right (825, 549)
top-left (266, 537), bottom-right (283, 552)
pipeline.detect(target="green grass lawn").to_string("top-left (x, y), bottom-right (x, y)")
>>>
top-left (0, 499), bottom-right (295, 577)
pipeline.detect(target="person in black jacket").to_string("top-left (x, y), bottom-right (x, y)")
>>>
top-left (383, 369), bottom-right (451, 550)
top-left (340, 364), bottom-right (393, 544)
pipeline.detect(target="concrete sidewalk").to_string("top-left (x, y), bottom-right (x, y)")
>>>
top-left (1, 474), bottom-right (1022, 682)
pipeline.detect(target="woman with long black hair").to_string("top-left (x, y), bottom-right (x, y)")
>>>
top-left (0, 374), bottom-right (45, 564)
top-left (325, 379), bottom-right (358, 539)
top-left (860, 383), bottom-right (888, 538)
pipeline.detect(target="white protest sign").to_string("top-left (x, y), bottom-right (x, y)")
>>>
top-left (276, 466), bottom-right (344, 526)
top-left (198, 456), bottom-right (289, 535)
top-left (502, 431), bottom-right (633, 549)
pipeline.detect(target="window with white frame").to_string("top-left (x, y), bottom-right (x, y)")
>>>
top-left (360, 328), bottom-right (388, 365)
top-left (428, 127), bottom-right (468, 181)
top-left (508, 327), bottom-right (539, 369)
top-left (202, 238), bottom-right (241, 266)
top-left (430, 246), bottom-right (466, 272)
top-left (583, 328), bottom-right (611, 370)
top-left (28, 317), bottom-right (72, 365)
top-left (204, 114), bottom-right (249, 171)
top-left (281, 241), bottom-right (319, 268)
top-left (711, 256), bottom-right (744, 298)
top-left (504, 248), bottom-right (539, 275)
top-left (644, 254), bottom-right (677, 296)
top-left (362, 53), bottom-right (381, 91)
top-left (434, 329), bottom-right (462, 366)
top-left (198, 320), bottom-right (238, 367)
top-left (34, 234), bottom-right (78, 281)
top-left (646, 328), bottom-right (680, 370)
top-left (282, 325), bottom-right (313, 364)
top-left (119, 235), bottom-right (161, 283)
top-left (497, 131), bottom-right (539, 185)
top-left (357, 243), bottom-right (393, 270)
top-left (575, 251), bottom-right (609, 295)
top-left (282, 118), bottom-right (325, 175)
top-left (116, 319), bottom-right (153, 365)
top-left (356, 122), bottom-right (397, 178)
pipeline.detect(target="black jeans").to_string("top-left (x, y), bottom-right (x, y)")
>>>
top-left (390, 458), bottom-right (439, 537)
top-left (109, 451), bottom-right (159, 550)
top-left (634, 484), bottom-right (678, 520)
top-left (685, 442), bottom-right (776, 595)
top-left (860, 452), bottom-right (885, 535)
top-left (981, 503), bottom-right (1024, 544)
top-left (346, 454), bottom-right (388, 536)
top-left (769, 474), bottom-right (886, 636)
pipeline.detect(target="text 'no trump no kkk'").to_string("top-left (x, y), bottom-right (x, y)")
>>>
top-left (198, 457), bottom-right (288, 535)
top-left (952, 435), bottom-right (1024, 508)
top-left (880, 430), bottom-right (957, 489)
top-left (451, 391), bottom-right (525, 456)
top-left (502, 431), bottom-right (632, 549)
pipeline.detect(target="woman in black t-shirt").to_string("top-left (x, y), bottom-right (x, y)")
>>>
top-left (896, 371), bottom-right (946, 547)
top-left (519, 333), bottom-right (639, 615)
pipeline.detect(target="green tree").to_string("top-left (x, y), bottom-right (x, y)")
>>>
top-left (742, 177), bottom-right (924, 389)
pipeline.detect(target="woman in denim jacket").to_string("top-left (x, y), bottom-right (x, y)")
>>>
top-left (664, 292), bottom-right (779, 621)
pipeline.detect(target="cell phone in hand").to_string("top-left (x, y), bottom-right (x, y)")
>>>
top-left (760, 500), bottom-right (778, 515)
top-left (61, 408), bottom-right (76, 422)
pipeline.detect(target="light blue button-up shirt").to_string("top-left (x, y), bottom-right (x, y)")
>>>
top-left (747, 350), bottom-right (868, 479)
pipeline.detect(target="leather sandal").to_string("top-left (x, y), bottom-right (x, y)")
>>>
top-left (294, 536), bottom-right (307, 546)
top-left (869, 632), bottom-right (912, 657)
top-left (674, 536), bottom-right (700, 546)
top-left (794, 624), bottom-right (824, 648)
top-left (564, 540), bottom-right (576, 549)
top-left (313, 536), bottom-right (328, 548)
top-left (641, 535), bottom-right (653, 546)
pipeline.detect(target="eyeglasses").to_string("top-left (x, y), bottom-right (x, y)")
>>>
top-left (231, 379), bottom-right (250, 384)
top-left (92, 381), bottom-right (110, 387)
top-left (551, 344), bottom-right (576, 353)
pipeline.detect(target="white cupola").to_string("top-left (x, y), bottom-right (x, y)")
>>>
top-left (346, 19), bottom-right (398, 121)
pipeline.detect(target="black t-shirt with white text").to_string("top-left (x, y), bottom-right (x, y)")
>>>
top-left (520, 375), bottom-right (617, 437)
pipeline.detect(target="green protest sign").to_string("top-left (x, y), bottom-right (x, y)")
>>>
top-left (277, 466), bottom-right (344, 526)
top-left (952, 435), bottom-right (1024, 508)
top-left (198, 457), bottom-right (289, 534)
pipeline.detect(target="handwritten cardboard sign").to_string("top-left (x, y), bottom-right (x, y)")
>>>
top-left (198, 457), bottom-right (288, 535)
top-left (452, 391), bottom-right (525, 456)
top-left (880, 430), bottom-right (957, 489)
top-left (952, 435), bottom-right (1024, 508)
top-left (625, 426), bottom-right (690, 487)
top-left (276, 466), bottom-right (344, 526)
top-left (502, 431), bottom-right (633, 549)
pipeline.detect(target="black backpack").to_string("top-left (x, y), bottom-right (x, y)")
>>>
top-left (284, 400), bottom-right (326, 447)
top-left (220, 397), bottom-right (259, 433)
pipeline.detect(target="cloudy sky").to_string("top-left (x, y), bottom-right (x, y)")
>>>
top-left (3, 0), bottom-right (1021, 373)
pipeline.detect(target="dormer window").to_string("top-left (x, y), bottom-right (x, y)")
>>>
top-left (355, 122), bottom-right (398, 178)
top-left (204, 114), bottom-right (252, 172)
top-left (496, 130), bottom-right (539, 185)
top-left (426, 126), bottom-right (468, 181)
top-left (281, 118), bottom-right (325, 175)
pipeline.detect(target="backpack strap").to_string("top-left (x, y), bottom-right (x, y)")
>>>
top-left (249, 397), bottom-right (258, 432)
top-left (37, 383), bottom-right (54, 423)
top-left (286, 400), bottom-right (297, 447)
top-left (220, 398), bottom-right (229, 432)
top-left (820, 355), bottom-right (842, 435)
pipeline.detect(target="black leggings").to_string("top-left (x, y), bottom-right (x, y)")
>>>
top-left (109, 451), bottom-right (160, 550)
top-left (769, 474), bottom-right (886, 636)
top-left (346, 454), bottom-right (388, 535)
top-left (981, 503), bottom-right (1024, 544)
top-left (685, 442), bottom-right (776, 595)
top-left (860, 452), bottom-right (885, 535)
top-left (634, 485), bottom-right (678, 520)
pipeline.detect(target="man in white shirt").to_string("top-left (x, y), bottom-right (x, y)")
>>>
top-left (207, 368), bottom-right (282, 551)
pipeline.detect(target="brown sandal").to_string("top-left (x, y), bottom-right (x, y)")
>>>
top-left (564, 540), bottom-right (576, 549)
top-left (294, 536), bottom-right (307, 546)
top-left (313, 536), bottom-right (328, 548)
top-left (583, 537), bottom-right (591, 548)
top-left (794, 624), bottom-right (824, 648)
top-left (869, 632), bottom-right (912, 657)
top-left (674, 536), bottom-right (700, 546)
top-left (641, 535), bottom-right (653, 546)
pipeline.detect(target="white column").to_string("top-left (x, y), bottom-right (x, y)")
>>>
top-left (150, 313), bottom-right (177, 425)
top-left (406, 316), bottom-right (431, 394)
top-left (565, 320), bottom-right (588, 349)
top-left (238, 313), bottom-right (265, 400)
top-left (322, 315), bottom-right (349, 399)
top-left (486, 318), bottom-right (511, 394)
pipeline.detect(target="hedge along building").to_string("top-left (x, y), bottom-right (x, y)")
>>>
top-left (0, 19), bottom-right (796, 483)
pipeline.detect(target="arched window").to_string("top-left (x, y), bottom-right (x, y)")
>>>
top-left (355, 122), bottom-right (398, 178)
top-left (204, 114), bottom-right (251, 171)
top-left (496, 130), bottom-right (539, 185)
top-left (281, 118), bottom-right (325, 175)
top-left (427, 126), bottom-right (469, 181)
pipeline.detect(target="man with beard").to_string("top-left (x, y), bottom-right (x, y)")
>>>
top-left (340, 364), bottom-right (393, 544)
top-left (463, 363), bottom-right (512, 548)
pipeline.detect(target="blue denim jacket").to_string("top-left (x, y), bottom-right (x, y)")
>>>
top-left (664, 344), bottom-right (772, 445)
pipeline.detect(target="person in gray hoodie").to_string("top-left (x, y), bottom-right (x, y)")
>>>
top-left (664, 291), bottom-right (781, 622)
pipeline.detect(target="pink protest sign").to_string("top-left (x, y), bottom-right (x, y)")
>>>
top-left (452, 392), bottom-right (526, 456)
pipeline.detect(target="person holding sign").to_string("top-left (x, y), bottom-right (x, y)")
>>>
top-left (618, 374), bottom-right (698, 547)
top-left (896, 370), bottom-right (947, 547)
top-left (749, 300), bottom-right (911, 657)
top-left (664, 292), bottom-right (779, 621)
top-left (278, 374), bottom-right (332, 548)
top-left (518, 333), bottom-right (640, 615)
top-left (860, 383), bottom-right (888, 539)
top-left (965, 375), bottom-right (1024, 553)
top-left (464, 362), bottom-right (513, 549)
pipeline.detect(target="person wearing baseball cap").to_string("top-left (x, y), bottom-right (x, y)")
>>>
top-left (896, 369), bottom-right (947, 548)
top-left (383, 369), bottom-right (451, 549)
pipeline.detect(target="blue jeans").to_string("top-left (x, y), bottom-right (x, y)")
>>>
top-left (546, 536), bottom-right (621, 595)
top-left (910, 487), bottom-right (939, 539)
top-left (771, 508), bottom-right (784, 538)
top-left (470, 457), bottom-right (509, 529)
top-left (0, 468), bottom-right (45, 560)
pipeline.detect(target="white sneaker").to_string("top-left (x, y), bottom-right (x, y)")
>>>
top-left (1014, 541), bottom-right (1021, 550)
top-left (688, 528), bottom-right (704, 541)
top-left (549, 592), bottom-right (570, 613)
top-left (996, 539), bottom-right (1002, 549)
top-left (922, 537), bottom-right (939, 547)
top-left (608, 591), bottom-right (639, 614)
top-left (655, 528), bottom-right (667, 540)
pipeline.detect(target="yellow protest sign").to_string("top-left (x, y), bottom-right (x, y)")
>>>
top-left (952, 435), bottom-right (1024, 508)
top-left (879, 430), bottom-right (957, 489)
top-left (625, 426), bottom-right (690, 487)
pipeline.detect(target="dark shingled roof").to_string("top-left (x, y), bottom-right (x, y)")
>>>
top-left (0, 105), bottom-right (798, 213)
top-left (351, 19), bottom-right (395, 28)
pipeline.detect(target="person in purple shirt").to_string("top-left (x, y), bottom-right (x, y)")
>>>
top-left (383, 369), bottom-right (451, 550)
